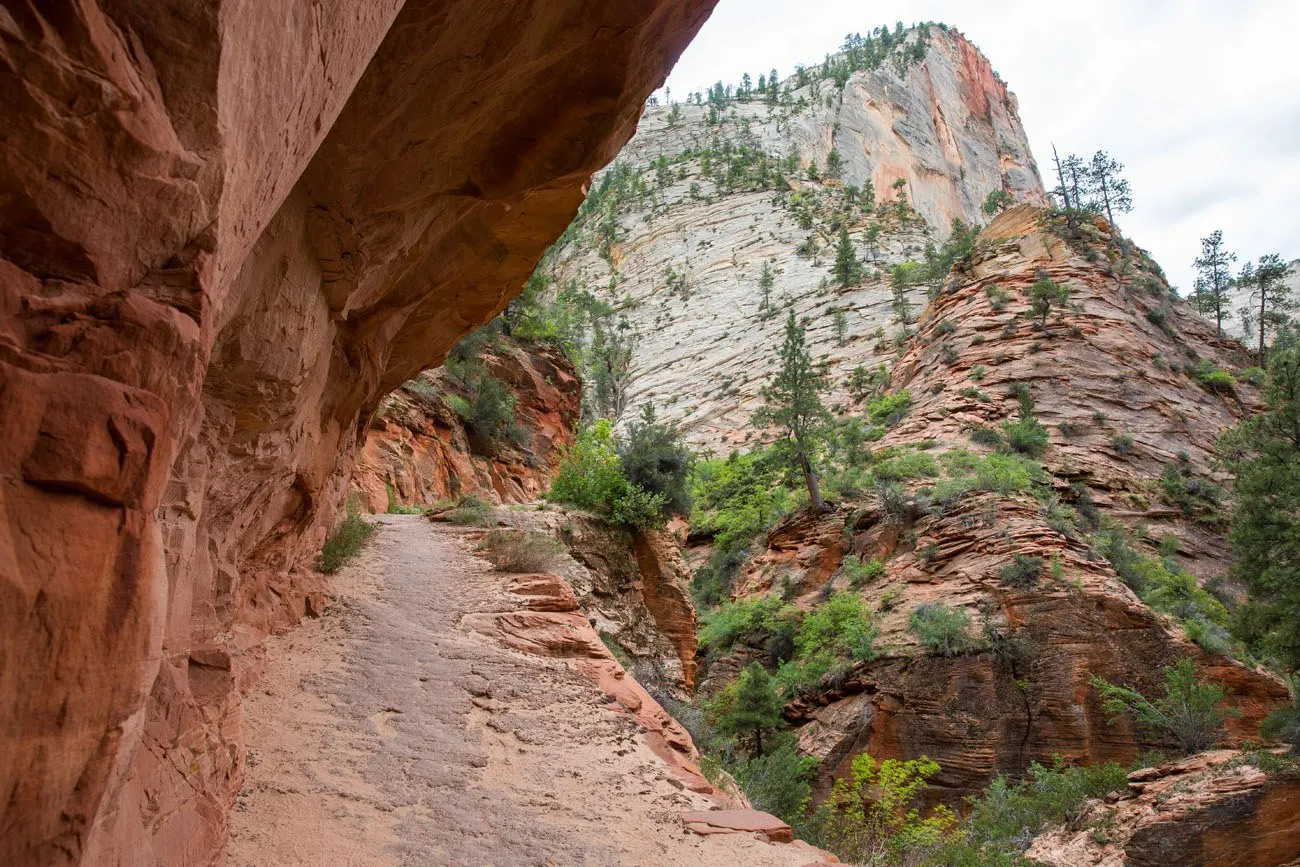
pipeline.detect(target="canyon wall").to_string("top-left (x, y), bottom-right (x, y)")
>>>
top-left (540, 25), bottom-right (1045, 450)
top-left (0, 2), bottom-right (714, 864)
top-left (706, 207), bottom-right (1288, 800)
top-left (352, 338), bottom-right (581, 510)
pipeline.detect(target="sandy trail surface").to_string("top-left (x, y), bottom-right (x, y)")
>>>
top-left (228, 515), bottom-right (820, 866)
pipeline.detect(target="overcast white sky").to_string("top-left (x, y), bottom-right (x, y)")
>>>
top-left (658, 0), bottom-right (1300, 294)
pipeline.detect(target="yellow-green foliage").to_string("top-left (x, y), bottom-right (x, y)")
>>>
top-left (815, 753), bottom-right (955, 864)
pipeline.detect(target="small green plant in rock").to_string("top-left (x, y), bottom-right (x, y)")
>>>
top-left (867, 391), bottom-right (913, 426)
top-left (318, 497), bottom-right (376, 574)
top-left (841, 554), bottom-right (885, 588)
top-left (999, 554), bottom-right (1046, 589)
top-left (909, 602), bottom-right (979, 656)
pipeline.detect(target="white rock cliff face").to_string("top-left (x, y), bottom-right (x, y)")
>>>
top-left (542, 27), bottom-right (1045, 451)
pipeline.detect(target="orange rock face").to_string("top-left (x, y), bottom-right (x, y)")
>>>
top-left (709, 206), bottom-right (1289, 804)
top-left (0, 2), bottom-right (714, 864)
top-left (1026, 751), bottom-right (1300, 866)
top-left (351, 337), bottom-right (581, 509)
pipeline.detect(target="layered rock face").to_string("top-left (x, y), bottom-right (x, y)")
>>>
top-left (0, 3), bottom-right (714, 865)
top-left (540, 25), bottom-right (1044, 449)
top-left (708, 208), bottom-right (1288, 801)
top-left (1026, 751), bottom-right (1300, 866)
top-left (352, 338), bottom-right (581, 510)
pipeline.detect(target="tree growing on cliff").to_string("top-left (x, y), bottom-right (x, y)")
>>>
top-left (981, 188), bottom-right (1015, 217)
top-left (1238, 254), bottom-right (1294, 364)
top-left (833, 226), bottom-right (863, 287)
top-left (1086, 150), bottom-right (1133, 231)
top-left (825, 148), bottom-right (844, 179)
top-left (1028, 274), bottom-right (1071, 329)
top-left (1220, 332), bottom-right (1300, 668)
top-left (1091, 659), bottom-right (1241, 755)
top-left (754, 311), bottom-right (832, 511)
top-left (758, 261), bottom-right (775, 317)
top-left (617, 404), bottom-right (691, 517)
top-left (713, 662), bottom-right (785, 758)
top-left (1192, 230), bottom-right (1237, 337)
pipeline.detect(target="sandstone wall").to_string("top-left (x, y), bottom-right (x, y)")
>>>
top-left (0, 3), bottom-right (714, 864)
top-left (705, 207), bottom-right (1288, 801)
top-left (352, 339), bottom-right (581, 510)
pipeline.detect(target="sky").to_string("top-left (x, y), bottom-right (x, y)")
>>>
top-left (657, 0), bottom-right (1300, 294)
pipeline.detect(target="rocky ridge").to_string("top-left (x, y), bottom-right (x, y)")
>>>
top-left (705, 207), bottom-right (1289, 804)
top-left (540, 24), bottom-right (1044, 450)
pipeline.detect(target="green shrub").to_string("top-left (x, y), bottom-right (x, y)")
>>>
top-left (974, 453), bottom-right (1041, 494)
top-left (814, 753), bottom-right (955, 864)
top-left (1093, 527), bottom-right (1230, 646)
top-left (1001, 414), bottom-right (1050, 457)
top-left (935, 758), bottom-right (1130, 865)
top-left (970, 425), bottom-right (1004, 447)
top-left (1158, 464), bottom-right (1223, 515)
top-left (550, 420), bottom-right (667, 528)
top-left (699, 596), bottom-right (790, 652)
top-left (318, 500), bottom-right (376, 574)
top-left (476, 529), bottom-right (566, 572)
top-left (1260, 675), bottom-right (1300, 754)
top-left (909, 602), bottom-right (978, 656)
top-left (795, 592), bottom-right (878, 665)
top-left (1091, 658), bottom-right (1242, 754)
top-left (618, 404), bottom-right (691, 515)
top-left (841, 554), bottom-right (885, 588)
top-left (446, 493), bottom-right (495, 526)
top-left (729, 734), bottom-right (818, 820)
top-left (689, 450), bottom-right (788, 552)
top-left (465, 371), bottom-right (517, 453)
top-left (1189, 359), bottom-right (1236, 394)
top-left (935, 318), bottom-right (957, 336)
top-left (1110, 432), bottom-right (1135, 454)
top-left (867, 391), bottom-right (913, 426)
top-left (999, 554), bottom-right (1046, 589)
top-left (444, 393), bottom-right (472, 420)
top-left (874, 448), bottom-right (940, 481)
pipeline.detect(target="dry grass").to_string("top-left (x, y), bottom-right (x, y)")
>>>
top-left (475, 529), bottom-right (566, 573)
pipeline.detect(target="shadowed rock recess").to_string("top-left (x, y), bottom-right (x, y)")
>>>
top-left (0, 2), bottom-right (716, 864)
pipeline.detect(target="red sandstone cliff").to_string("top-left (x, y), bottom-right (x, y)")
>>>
top-left (352, 337), bottom-right (580, 509)
top-left (0, 3), bottom-right (715, 864)
top-left (702, 206), bottom-right (1288, 804)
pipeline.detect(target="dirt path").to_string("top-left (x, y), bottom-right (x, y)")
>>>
top-left (228, 515), bottom-right (821, 866)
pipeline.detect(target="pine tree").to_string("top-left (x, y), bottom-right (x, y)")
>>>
top-left (1240, 254), bottom-right (1295, 363)
top-left (1029, 276), bottom-right (1071, 329)
top-left (758, 261), bottom-right (775, 317)
top-left (833, 226), bottom-right (862, 287)
top-left (715, 662), bottom-right (785, 757)
top-left (754, 311), bottom-right (832, 511)
top-left (826, 148), bottom-right (844, 179)
top-left (1219, 334), bottom-right (1300, 667)
top-left (1192, 230), bottom-right (1236, 337)
top-left (1086, 150), bottom-right (1132, 231)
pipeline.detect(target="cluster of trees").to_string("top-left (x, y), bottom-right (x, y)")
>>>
top-left (1049, 147), bottom-right (1133, 231)
top-left (548, 406), bottom-right (690, 529)
top-left (1221, 332), bottom-right (1300, 671)
top-left (1190, 230), bottom-right (1294, 361)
